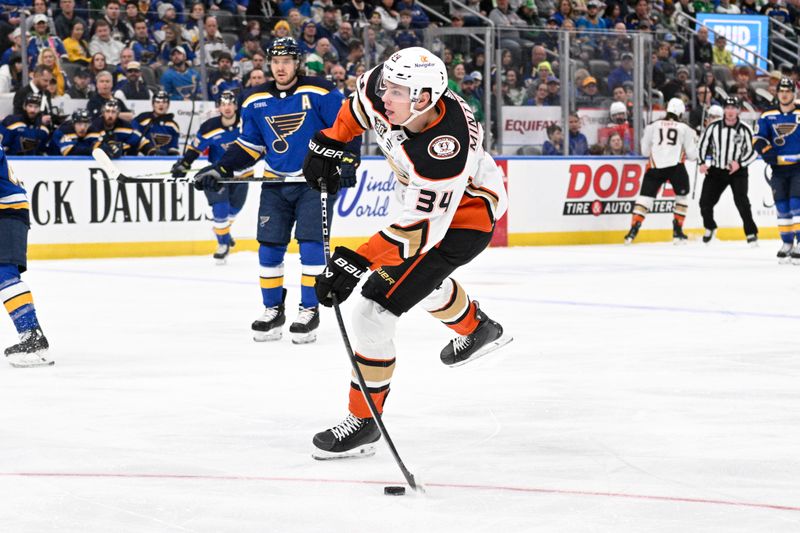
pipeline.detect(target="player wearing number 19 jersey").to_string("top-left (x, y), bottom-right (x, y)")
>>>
top-left (301, 47), bottom-right (513, 459)
top-left (624, 97), bottom-right (698, 245)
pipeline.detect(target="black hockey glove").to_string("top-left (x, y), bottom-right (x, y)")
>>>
top-left (304, 132), bottom-right (347, 194)
top-left (101, 140), bottom-right (123, 159)
top-left (761, 150), bottom-right (778, 166)
top-left (315, 246), bottom-right (370, 307)
top-left (171, 159), bottom-right (191, 178)
top-left (193, 164), bottom-right (228, 192)
top-left (339, 151), bottom-right (360, 190)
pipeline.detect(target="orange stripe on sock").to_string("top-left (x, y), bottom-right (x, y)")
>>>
top-left (349, 386), bottom-right (389, 419)
top-left (449, 301), bottom-right (479, 336)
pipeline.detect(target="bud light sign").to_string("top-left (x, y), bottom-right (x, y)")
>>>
top-left (697, 14), bottom-right (769, 71)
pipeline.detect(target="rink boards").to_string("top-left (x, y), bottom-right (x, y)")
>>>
top-left (12, 156), bottom-right (779, 260)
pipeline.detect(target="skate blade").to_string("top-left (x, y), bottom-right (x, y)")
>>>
top-left (748, 242), bottom-right (759, 248)
top-left (779, 256), bottom-right (791, 265)
top-left (7, 352), bottom-right (54, 368)
top-left (312, 443), bottom-right (377, 461)
top-left (447, 334), bottom-right (514, 368)
top-left (624, 238), bottom-right (633, 245)
top-left (673, 238), bottom-right (688, 246)
top-left (215, 258), bottom-right (227, 265)
top-left (792, 258), bottom-right (800, 266)
top-left (253, 329), bottom-right (282, 342)
top-left (291, 331), bottom-right (317, 345)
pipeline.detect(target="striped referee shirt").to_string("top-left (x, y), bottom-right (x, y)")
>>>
top-left (698, 119), bottom-right (757, 169)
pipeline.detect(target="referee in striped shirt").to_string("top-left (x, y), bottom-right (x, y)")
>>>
top-left (697, 96), bottom-right (759, 245)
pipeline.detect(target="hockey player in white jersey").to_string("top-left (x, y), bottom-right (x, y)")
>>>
top-left (625, 98), bottom-right (698, 244)
top-left (301, 47), bottom-right (512, 459)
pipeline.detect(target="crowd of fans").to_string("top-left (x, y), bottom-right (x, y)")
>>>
top-left (0, 0), bottom-right (796, 156)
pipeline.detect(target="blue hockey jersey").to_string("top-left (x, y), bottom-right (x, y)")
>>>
top-left (0, 114), bottom-right (50, 156)
top-left (49, 121), bottom-right (95, 156)
top-left (185, 115), bottom-right (239, 165)
top-left (0, 144), bottom-right (29, 225)
top-left (87, 117), bottom-right (154, 155)
top-left (226, 76), bottom-right (347, 182)
top-left (133, 112), bottom-right (181, 155)
top-left (754, 106), bottom-right (800, 166)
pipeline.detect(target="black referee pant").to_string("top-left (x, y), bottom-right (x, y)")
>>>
top-left (699, 166), bottom-right (758, 236)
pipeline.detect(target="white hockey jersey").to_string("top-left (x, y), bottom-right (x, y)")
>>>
top-left (641, 118), bottom-right (698, 169)
top-left (322, 63), bottom-right (508, 267)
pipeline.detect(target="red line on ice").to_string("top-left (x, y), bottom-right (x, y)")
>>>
top-left (1, 471), bottom-right (798, 512)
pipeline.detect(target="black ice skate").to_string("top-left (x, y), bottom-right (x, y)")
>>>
top-left (5, 327), bottom-right (53, 368)
top-left (791, 244), bottom-right (800, 266)
top-left (252, 289), bottom-right (286, 341)
top-left (289, 305), bottom-right (319, 344)
top-left (672, 220), bottom-right (688, 245)
top-left (777, 242), bottom-right (793, 264)
top-left (702, 228), bottom-right (716, 244)
top-left (213, 238), bottom-right (235, 265)
top-left (746, 234), bottom-right (758, 248)
top-left (624, 222), bottom-right (641, 245)
top-left (440, 303), bottom-right (513, 367)
top-left (312, 413), bottom-right (381, 460)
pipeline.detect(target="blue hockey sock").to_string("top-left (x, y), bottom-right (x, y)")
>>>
top-left (299, 240), bottom-right (325, 308)
top-left (790, 197), bottom-right (800, 243)
top-left (777, 199), bottom-right (794, 244)
top-left (211, 202), bottom-right (232, 245)
top-left (0, 264), bottom-right (40, 334)
top-left (259, 244), bottom-right (287, 307)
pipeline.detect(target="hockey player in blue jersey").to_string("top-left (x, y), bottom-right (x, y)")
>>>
top-left (88, 99), bottom-right (155, 158)
top-left (133, 90), bottom-right (182, 156)
top-left (192, 37), bottom-right (360, 344)
top-left (0, 93), bottom-right (51, 156)
top-left (171, 90), bottom-right (245, 263)
top-left (753, 77), bottom-right (800, 263)
top-left (50, 109), bottom-right (94, 156)
top-left (0, 145), bottom-right (53, 367)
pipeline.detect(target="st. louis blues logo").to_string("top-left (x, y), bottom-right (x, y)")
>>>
top-left (152, 133), bottom-right (172, 148)
top-left (20, 137), bottom-right (40, 153)
top-left (265, 112), bottom-right (306, 153)
top-left (773, 122), bottom-right (797, 146)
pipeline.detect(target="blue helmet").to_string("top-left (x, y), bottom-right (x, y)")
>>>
top-left (267, 37), bottom-right (301, 60)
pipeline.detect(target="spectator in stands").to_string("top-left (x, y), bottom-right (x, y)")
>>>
top-left (113, 48), bottom-right (137, 85)
top-left (552, 0), bottom-right (574, 26)
top-left (447, 62), bottom-right (466, 94)
top-left (598, 101), bottom-right (634, 151)
top-left (55, 0), bottom-right (87, 40)
top-left (23, 0), bottom-right (55, 35)
top-left (341, 0), bottom-right (374, 31)
top-left (298, 20), bottom-right (319, 54)
top-left (662, 64), bottom-right (689, 101)
top-left (280, 0), bottom-right (312, 17)
top-left (0, 54), bottom-right (23, 93)
top-left (542, 124), bottom-right (564, 155)
top-left (517, 0), bottom-right (541, 27)
top-left (693, 0), bottom-right (714, 13)
top-left (712, 35), bottom-right (734, 69)
top-left (740, 0), bottom-right (759, 14)
top-left (14, 65), bottom-right (54, 117)
top-left (332, 21), bottom-right (353, 60)
top-left (761, 0), bottom-right (792, 23)
top-left (183, 2), bottom-right (207, 43)
top-left (113, 60), bottom-right (151, 105)
top-left (460, 73), bottom-right (484, 120)
top-left (1, 28), bottom-right (22, 66)
top-left (158, 24), bottom-right (195, 65)
top-left (315, 6), bottom-right (340, 41)
top-left (577, 0), bottom-right (607, 50)
top-left (201, 16), bottom-right (233, 67)
top-left (491, 0), bottom-right (533, 61)
top-left (364, 27), bottom-right (387, 65)
top-left (129, 18), bottom-right (159, 67)
top-left (576, 76), bottom-right (606, 107)
top-left (88, 53), bottom-right (108, 89)
top-left (602, 1), bottom-right (624, 27)
top-left (286, 8), bottom-right (307, 39)
top-left (244, 67), bottom-right (266, 87)
top-left (396, 0), bottom-right (429, 28)
top-left (161, 47), bottom-right (199, 100)
top-left (123, 2), bottom-right (141, 37)
top-left (375, 0), bottom-right (400, 31)
top-left (608, 52), bottom-right (633, 93)
top-left (88, 71), bottom-right (133, 121)
top-left (681, 25), bottom-right (713, 65)
top-left (527, 81), bottom-right (550, 106)
top-left (209, 52), bottom-right (242, 100)
top-left (466, 47), bottom-right (485, 76)
top-left (545, 75), bottom-right (561, 105)
top-left (238, 47), bottom-right (266, 79)
top-left (534, 61), bottom-right (554, 89)
top-left (652, 40), bottom-right (677, 89)
top-left (1, 93), bottom-right (51, 155)
top-left (535, 0), bottom-right (555, 19)
top-left (688, 84), bottom-right (714, 131)
top-left (66, 68), bottom-right (91, 99)
top-left (394, 11), bottom-right (421, 49)
top-left (625, 0), bottom-right (657, 31)
top-left (267, 20), bottom-right (293, 50)
top-left (28, 14), bottom-right (67, 67)
top-left (63, 21), bottom-right (91, 65)
top-left (735, 84), bottom-right (754, 108)
top-left (90, 20), bottom-right (125, 66)
top-left (94, 0), bottom-right (131, 44)
top-left (330, 63), bottom-right (347, 93)
top-left (604, 131), bottom-right (632, 155)
top-left (154, 4), bottom-right (180, 42)
top-left (716, 0), bottom-right (740, 14)
top-left (38, 48), bottom-right (67, 96)
top-left (505, 69), bottom-right (526, 106)
top-left (568, 113), bottom-right (589, 155)
top-left (600, 22), bottom-right (632, 62)
top-left (344, 39), bottom-right (364, 76)
top-left (305, 37), bottom-right (331, 75)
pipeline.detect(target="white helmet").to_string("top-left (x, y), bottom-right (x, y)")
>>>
top-left (707, 104), bottom-right (723, 119)
top-left (382, 47), bottom-right (448, 125)
top-left (609, 101), bottom-right (627, 116)
top-left (666, 97), bottom-right (686, 117)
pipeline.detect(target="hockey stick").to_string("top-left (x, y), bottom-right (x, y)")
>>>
top-left (92, 149), bottom-right (285, 184)
top-left (691, 104), bottom-right (707, 200)
top-left (319, 181), bottom-right (423, 494)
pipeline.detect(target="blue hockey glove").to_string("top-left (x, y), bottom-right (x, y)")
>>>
top-left (315, 247), bottom-right (370, 307)
top-left (193, 164), bottom-right (228, 192)
top-left (304, 132), bottom-right (347, 194)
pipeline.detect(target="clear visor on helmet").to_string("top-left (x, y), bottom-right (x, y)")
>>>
top-left (375, 70), bottom-right (412, 102)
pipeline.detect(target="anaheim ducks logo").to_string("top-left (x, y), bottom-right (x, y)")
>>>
top-left (773, 122), bottom-right (797, 146)
top-left (265, 112), bottom-right (306, 154)
top-left (427, 135), bottom-right (460, 159)
top-left (152, 133), bottom-right (173, 148)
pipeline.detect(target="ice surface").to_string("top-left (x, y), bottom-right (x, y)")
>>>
top-left (1, 241), bottom-right (799, 532)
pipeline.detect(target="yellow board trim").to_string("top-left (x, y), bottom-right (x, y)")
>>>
top-left (507, 227), bottom-right (780, 246)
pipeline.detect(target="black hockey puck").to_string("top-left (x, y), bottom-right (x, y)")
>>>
top-left (384, 485), bottom-right (406, 496)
